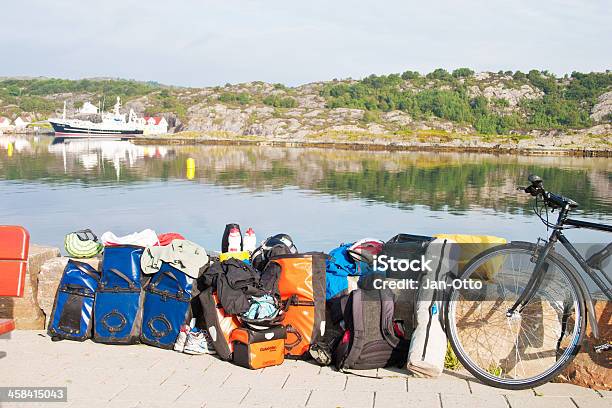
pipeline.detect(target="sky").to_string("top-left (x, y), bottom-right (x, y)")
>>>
top-left (1, 0), bottom-right (610, 87)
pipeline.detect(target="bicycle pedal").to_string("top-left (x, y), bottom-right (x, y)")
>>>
top-left (594, 342), bottom-right (612, 353)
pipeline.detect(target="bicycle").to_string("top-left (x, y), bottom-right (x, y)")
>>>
top-left (444, 175), bottom-right (612, 389)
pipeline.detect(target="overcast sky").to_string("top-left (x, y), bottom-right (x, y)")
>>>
top-left (1, 0), bottom-right (610, 87)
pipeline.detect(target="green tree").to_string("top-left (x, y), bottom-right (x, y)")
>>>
top-left (452, 68), bottom-right (475, 78)
top-left (401, 70), bottom-right (420, 80)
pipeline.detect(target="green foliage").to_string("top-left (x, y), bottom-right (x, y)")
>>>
top-left (401, 70), bottom-right (420, 80)
top-left (0, 78), bottom-right (160, 97)
top-left (452, 68), bottom-right (475, 78)
top-left (426, 68), bottom-right (453, 81)
top-left (263, 95), bottom-right (298, 108)
top-left (218, 92), bottom-right (251, 105)
top-left (17, 96), bottom-right (58, 114)
top-left (565, 71), bottom-right (612, 105)
top-left (145, 91), bottom-right (187, 119)
top-left (513, 71), bottom-right (527, 81)
top-left (527, 70), bottom-right (558, 95)
top-left (361, 110), bottom-right (381, 123)
top-left (444, 342), bottom-right (461, 370)
top-left (321, 69), bottom-right (612, 134)
top-left (522, 95), bottom-right (591, 129)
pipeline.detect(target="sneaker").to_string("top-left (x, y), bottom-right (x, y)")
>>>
top-left (202, 329), bottom-right (216, 353)
top-left (184, 330), bottom-right (217, 355)
top-left (309, 343), bottom-right (332, 366)
top-left (173, 325), bottom-right (190, 352)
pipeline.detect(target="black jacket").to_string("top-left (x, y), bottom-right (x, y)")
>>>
top-left (200, 258), bottom-right (269, 315)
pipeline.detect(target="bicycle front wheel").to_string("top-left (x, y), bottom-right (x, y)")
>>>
top-left (445, 242), bottom-right (586, 389)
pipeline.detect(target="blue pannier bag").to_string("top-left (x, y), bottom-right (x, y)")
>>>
top-left (48, 260), bottom-right (100, 341)
top-left (140, 263), bottom-right (193, 349)
top-left (93, 245), bottom-right (144, 344)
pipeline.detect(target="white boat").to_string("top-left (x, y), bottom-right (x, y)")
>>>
top-left (48, 97), bottom-right (145, 138)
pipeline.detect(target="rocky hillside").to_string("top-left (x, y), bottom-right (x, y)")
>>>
top-left (1, 70), bottom-right (611, 144)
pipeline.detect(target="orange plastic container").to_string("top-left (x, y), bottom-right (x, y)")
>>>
top-left (0, 226), bottom-right (30, 297)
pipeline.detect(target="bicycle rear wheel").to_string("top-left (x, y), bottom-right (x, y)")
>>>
top-left (445, 242), bottom-right (586, 389)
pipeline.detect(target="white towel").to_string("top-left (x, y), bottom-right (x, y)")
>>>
top-left (101, 229), bottom-right (159, 247)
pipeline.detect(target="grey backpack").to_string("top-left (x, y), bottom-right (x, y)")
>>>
top-left (332, 288), bottom-right (409, 370)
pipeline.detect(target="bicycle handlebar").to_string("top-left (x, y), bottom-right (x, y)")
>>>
top-left (520, 175), bottom-right (579, 210)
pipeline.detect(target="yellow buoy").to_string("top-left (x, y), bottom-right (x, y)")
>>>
top-left (7, 142), bottom-right (13, 157)
top-left (186, 158), bottom-right (195, 180)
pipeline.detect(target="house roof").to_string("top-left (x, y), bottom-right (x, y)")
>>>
top-left (144, 116), bottom-right (163, 125)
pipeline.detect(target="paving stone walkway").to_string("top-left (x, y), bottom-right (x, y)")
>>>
top-left (0, 331), bottom-right (609, 408)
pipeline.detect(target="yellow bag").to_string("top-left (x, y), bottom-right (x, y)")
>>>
top-left (219, 251), bottom-right (250, 262)
top-left (434, 234), bottom-right (506, 280)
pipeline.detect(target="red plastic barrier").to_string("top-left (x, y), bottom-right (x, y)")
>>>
top-left (0, 225), bottom-right (30, 297)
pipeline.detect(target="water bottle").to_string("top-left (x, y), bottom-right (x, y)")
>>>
top-left (221, 223), bottom-right (242, 253)
top-left (243, 228), bottom-right (256, 253)
top-left (227, 227), bottom-right (242, 252)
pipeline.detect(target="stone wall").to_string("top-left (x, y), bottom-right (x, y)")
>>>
top-left (0, 245), bottom-right (60, 329)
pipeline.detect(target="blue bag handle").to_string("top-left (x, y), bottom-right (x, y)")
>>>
top-left (149, 270), bottom-right (189, 300)
top-left (70, 261), bottom-right (100, 282)
top-left (100, 268), bottom-right (137, 291)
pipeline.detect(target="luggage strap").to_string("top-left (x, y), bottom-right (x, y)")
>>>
top-left (104, 268), bottom-right (137, 291)
top-left (422, 239), bottom-right (447, 361)
top-left (72, 262), bottom-right (100, 282)
top-left (74, 229), bottom-right (99, 242)
top-left (284, 324), bottom-right (302, 350)
top-left (149, 270), bottom-right (188, 299)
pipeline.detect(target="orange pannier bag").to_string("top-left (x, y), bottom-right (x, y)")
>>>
top-left (267, 252), bottom-right (327, 357)
top-left (230, 326), bottom-right (286, 369)
top-left (199, 287), bottom-right (241, 360)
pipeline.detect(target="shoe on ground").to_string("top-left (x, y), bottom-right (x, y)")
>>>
top-left (173, 330), bottom-right (188, 353)
top-left (184, 330), bottom-right (217, 355)
top-left (309, 343), bottom-right (332, 366)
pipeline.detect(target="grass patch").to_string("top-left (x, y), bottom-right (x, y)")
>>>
top-left (444, 342), bottom-right (461, 370)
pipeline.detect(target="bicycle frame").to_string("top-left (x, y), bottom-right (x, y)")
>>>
top-left (508, 204), bottom-right (612, 339)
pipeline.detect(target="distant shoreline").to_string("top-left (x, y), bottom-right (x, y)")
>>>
top-left (133, 134), bottom-right (612, 157)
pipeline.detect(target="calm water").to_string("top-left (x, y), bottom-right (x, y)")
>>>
top-left (1, 135), bottom-right (610, 253)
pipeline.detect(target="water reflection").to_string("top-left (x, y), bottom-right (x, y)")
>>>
top-left (46, 138), bottom-right (173, 180)
top-left (1, 135), bottom-right (609, 218)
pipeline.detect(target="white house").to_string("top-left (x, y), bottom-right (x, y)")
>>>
top-left (0, 117), bottom-right (10, 129)
top-left (143, 116), bottom-right (169, 135)
top-left (14, 117), bottom-right (29, 129)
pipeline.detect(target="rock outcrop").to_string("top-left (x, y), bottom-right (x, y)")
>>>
top-left (591, 91), bottom-right (612, 122)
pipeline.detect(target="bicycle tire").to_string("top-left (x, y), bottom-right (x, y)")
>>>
top-left (445, 241), bottom-right (587, 390)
